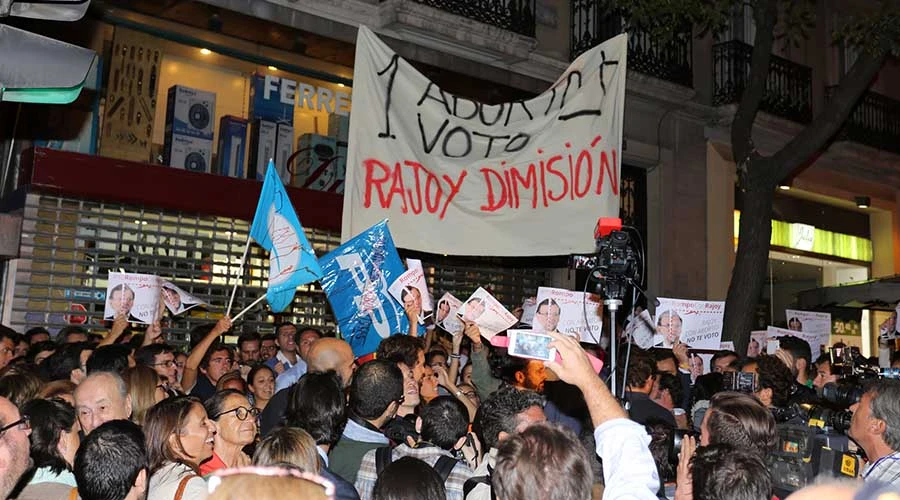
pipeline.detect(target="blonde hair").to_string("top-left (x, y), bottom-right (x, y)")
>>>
top-left (251, 427), bottom-right (321, 474)
top-left (124, 365), bottom-right (161, 426)
top-left (208, 467), bottom-right (333, 500)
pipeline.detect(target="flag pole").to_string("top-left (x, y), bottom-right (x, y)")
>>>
top-left (232, 294), bottom-right (266, 321)
top-left (226, 232), bottom-right (253, 317)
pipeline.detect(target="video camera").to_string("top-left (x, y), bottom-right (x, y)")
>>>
top-left (570, 218), bottom-right (641, 301)
top-left (768, 423), bottom-right (859, 495)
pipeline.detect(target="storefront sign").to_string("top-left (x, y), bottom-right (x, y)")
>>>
top-left (790, 223), bottom-right (815, 251)
top-left (342, 26), bottom-right (627, 256)
top-left (255, 74), bottom-right (351, 120)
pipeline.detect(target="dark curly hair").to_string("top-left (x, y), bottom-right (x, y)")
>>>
top-left (755, 355), bottom-right (793, 408)
top-left (473, 385), bottom-right (544, 451)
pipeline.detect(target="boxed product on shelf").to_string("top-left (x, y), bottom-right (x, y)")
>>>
top-left (165, 135), bottom-right (212, 173)
top-left (275, 123), bottom-right (294, 185)
top-left (165, 85), bottom-right (216, 140)
top-left (216, 116), bottom-right (248, 179)
top-left (248, 119), bottom-right (277, 181)
top-left (248, 73), bottom-right (294, 125)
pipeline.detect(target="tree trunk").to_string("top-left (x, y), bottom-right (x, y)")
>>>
top-left (723, 163), bottom-right (776, 356)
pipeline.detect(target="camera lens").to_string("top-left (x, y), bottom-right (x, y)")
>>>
top-left (822, 382), bottom-right (864, 407)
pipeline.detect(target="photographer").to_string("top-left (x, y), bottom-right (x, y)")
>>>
top-left (848, 379), bottom-right (900, 486)
top-left (742, 355), bottom-right (793, 413)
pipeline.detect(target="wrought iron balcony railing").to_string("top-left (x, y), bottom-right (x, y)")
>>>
top-left (408, 0), bottom-right (536, 37)
top-left (713, 40), bottom-right (812, 123)
top-left (570, 2), bottom-right (693, 87)
top-left (825, 86), bottom-right (900, 155)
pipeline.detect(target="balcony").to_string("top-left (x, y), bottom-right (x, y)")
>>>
top-left (825, 86), bottom-right (900, 155)
top-left (713, 40), bottom-right (812, 123)
top-left (570, 2), bottom-right (692, 87)
top-left (406, 0), bottom-right (537, 37)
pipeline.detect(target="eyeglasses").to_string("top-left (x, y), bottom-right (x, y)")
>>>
top-left (0, 416), bottom-right (30, 437)
top-left (212, 406), bottom-right (260, 421)
top-left (152, 360), bottom-right (176, 368)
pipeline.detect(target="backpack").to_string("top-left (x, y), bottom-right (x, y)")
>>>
top-left (374, 446), bottom-right (458, 483)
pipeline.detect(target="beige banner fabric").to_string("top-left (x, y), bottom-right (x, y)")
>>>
top-left (342, 26), bottom-right (627, 256)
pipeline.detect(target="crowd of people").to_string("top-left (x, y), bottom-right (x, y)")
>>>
top-left (0, 302), bottom-right (899, 500)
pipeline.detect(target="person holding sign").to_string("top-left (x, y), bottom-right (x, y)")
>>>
top-left (532, 298), bottom-right (562, 335)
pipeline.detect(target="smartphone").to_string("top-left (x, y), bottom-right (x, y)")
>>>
top-left (507, 329), bottom-right (557, 362)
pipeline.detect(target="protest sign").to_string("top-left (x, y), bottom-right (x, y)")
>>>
top-left (785, 309), bottom-right (832, 356)
top-left (747, 331), bottom-right (768, 357)
top-left (342, 26), bottom-right (627, 256)
top-left (160, 280), bottom-right (207, 315)
top-left (767, 325), bottom-right (828, 360)
top-left (830, 308), bottom-right (862, 337)
top-left (435, 292), bottom-right (464, 333)
top-left (519, 297), bottom-right (537, 326)
top-left (318, 220), bottom-right (411, 357)
top-left (457, 287), bottom-right (517, 339)
top-left (879, 304), bottom-right (899, 340)
top-left (652, 298), bottom-right (724, 349)
top-left (388, 263), bottom-right (430, 324)
top-left (533, 286), bottom-right (603, 343)
top-left (104, 272), bottom-right (160, 325)
top-left (625, 308), bottom-right (657, 349)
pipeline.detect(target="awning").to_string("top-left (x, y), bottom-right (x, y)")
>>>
top-left (0, 24), bottom-right (96, 104)
top-left (797, 276), bottom-right (900, 312)
top-left (0, 0), bottom-right (91, 21)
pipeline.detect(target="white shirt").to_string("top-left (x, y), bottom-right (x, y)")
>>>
top-left (594, 418), bottom-right (659, 500)
top-left (148, 462), bottom-right (207, 500)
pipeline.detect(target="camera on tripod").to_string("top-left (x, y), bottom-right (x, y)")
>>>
top-left (570, 218), bottom-right (641, 301)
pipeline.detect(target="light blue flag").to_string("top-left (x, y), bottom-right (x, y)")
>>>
top-left (250, 160), bottom-right (323, 312)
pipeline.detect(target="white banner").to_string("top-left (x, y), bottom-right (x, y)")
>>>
top-left (625, 309), bottom-right (657, 350)
top-left (533, 286), bottom-right (603, 343)
top-left (784, 309), bottom-right (831, 356)
top-left (653, 298), bottom-right (725, 350)
top-left (342, 26), bottom-right (627, 256)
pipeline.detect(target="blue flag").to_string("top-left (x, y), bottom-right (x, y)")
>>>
top-left (318, 220), bottom-right (411, 357)
top-left (250, 160), bottom-right (323, 312)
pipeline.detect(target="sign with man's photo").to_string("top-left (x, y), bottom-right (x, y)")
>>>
top-left (652, 298), bottom-right (724, 350)
top-left (457, 287), bottom-right (517, 339)
top-left (104, 272), bottom-right (160, 324)
top-left (533, 287), bottom-right (603, 344)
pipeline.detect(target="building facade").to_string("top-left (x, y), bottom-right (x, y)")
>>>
top-left (0, 0), bottom-right (897, 352)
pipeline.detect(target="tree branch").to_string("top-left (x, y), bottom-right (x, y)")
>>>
top-left (731, 0), bottom-right (779, 166)
top-left (771, 47), bottom-right (889, 179)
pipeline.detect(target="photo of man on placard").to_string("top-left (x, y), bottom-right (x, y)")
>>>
top-left (533, 297), bottom-right (562, 335)
top-left (105, 283), bottom-right (140, 322)
top-left (461, 297), bottom-right (486, 322)
top-left (656, 310), bottom-right (683, 348)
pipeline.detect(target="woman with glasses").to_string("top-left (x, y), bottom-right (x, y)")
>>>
top-left (145, 395), bottom-right (216, 500)
top-left (17, 398), bottom-right (78, 500)
top-left (200, 389), bottom-right (259, 475)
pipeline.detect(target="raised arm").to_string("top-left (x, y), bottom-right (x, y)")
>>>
top-left (545, 332), bottom-right (659, 500)
top-left (181, 317), bottom-right (232, 392)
